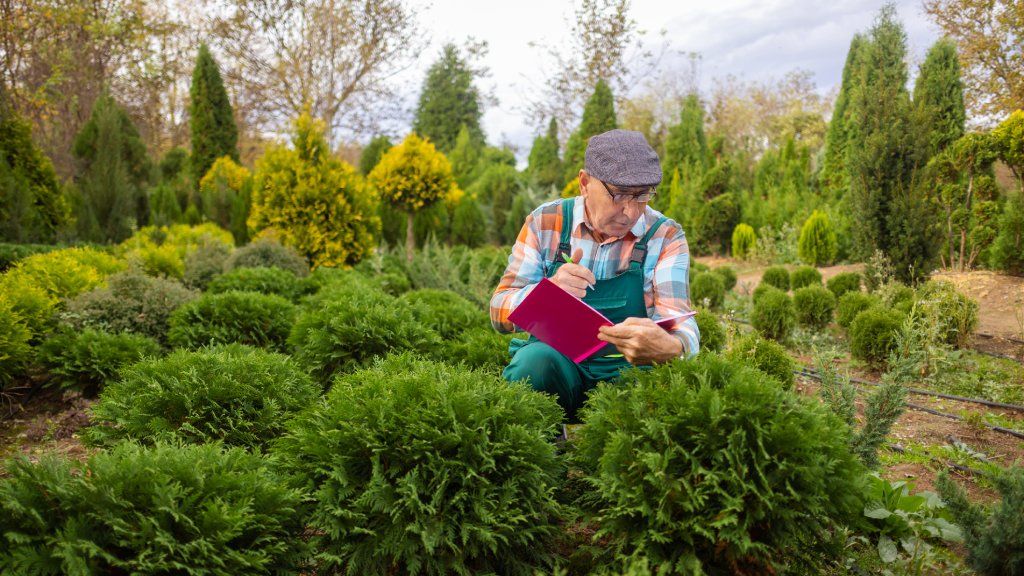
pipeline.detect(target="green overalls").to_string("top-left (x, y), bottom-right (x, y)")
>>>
top-left (502, 198), bottom-right (668, 421)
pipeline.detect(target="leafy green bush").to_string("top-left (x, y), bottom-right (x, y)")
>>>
top-left (0, 243), bottom-right (60, 272)
top-left (752, 282), bottom-right (782, 304)
top-left (760, 265), bottom-right (790, 291)
top-left (837, 292), bottom-right (881, 329)
top-left (61, 270), bottom-right (197, 344)
top-left (936, 467), bottom-right (1024, 576)
top-left (793, 285), bottom-right (836, 330)
top-left (690, 261), bottom-right (710, 276)
top-left (727, 333), bottom-right (795, 389)
top-left (0, 441), bottom-right (307, 574)
top-left (877, 282), bottom-right (915, 309)
top-left (914, 280), bottom-right (978, 348)
top-left (850, 308), bottom-right (907, 366)
top-left (827, 271), bottom-right (862, 299)
top-left (273, 354), bottom-right (563, 575)
top-left (207, 266), bottom-right (304, 301)
top-left (168, 291), bottom-right (297, 351)
top-left (118, 223), bottom-right (234, 279)
top-left (574, 353), bottom-right (864, 573)
top-left (404, 240), bottom-right (508, 307)
top-left (731, 223), bottom-right (756, 260)
top-left (86, 345), bottom-right (317, 449)
top-left (39, 329), bottom-right (160, 395)
top-left (436, 326), bottom-right (514, 373)
top-left (694, 309), bottom-right (725, 352)
top-left (226, 236), bottom-right (309, 277)
top-left (690, 272), bottom-right (725, 310)
top-left (790, 265), bottom-right (823, 289)
top-left (397, 288), bottom-right (486, 338)
top-left (183, 241), bottom-right (230, 290)
top-left (0, 247), bottom-right (125, 320)
top-left (710, 265), bottom-right (737, 291)
top-left (0, 297), bottom-right (31, 388)
top-left (860, 472), bottom-right (962, 566)
top-left (797, 210), bottom-right (838, 266)
top-left (989, 189), bottom-right (1024, 276)
top-left (751, 288), bottom-right (795, 341)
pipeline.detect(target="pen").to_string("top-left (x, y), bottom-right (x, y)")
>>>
top-left (561, 252), bottom-right (595, 290)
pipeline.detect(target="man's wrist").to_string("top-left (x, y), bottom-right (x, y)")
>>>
top-left (671, 332), bottom-right (687, 357)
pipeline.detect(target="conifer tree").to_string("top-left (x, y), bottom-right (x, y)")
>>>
top-left (448, 125), bottom-right (482, 189)
top-left (189, 43), bottom-right (238, 186)
top-left (563, 79), bottom-right (617, 185)
top-left (913, 38), bottom-right (965, 163)
top-left (358, 135), bottom-right (393, 176)
top-left (662, 93), bottom-right (708, 185)
top-left (820, 34), bottom-right (867, 199)
top-left (413, 44), bottom-right (484, 153)
top-left (527, 118), bottom-right (561, 190)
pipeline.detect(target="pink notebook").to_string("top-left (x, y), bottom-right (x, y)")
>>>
top-left (508, 278), bottom-right (696, 363)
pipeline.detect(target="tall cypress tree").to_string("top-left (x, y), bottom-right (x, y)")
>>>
top-left (189, 43), bottom-right (238, 184)
top-left (563, 79), bottom-right (617, 185)
top-left (413, 44), bottom-right (484, 153)
top-left (821, 34), bottom-right (868, 199)
top-left (912, 37), bottom-right (965, 164)
top-left (662, 93), bottom-right (708, 185)
top-left (527, 118), bottom-right (562, 190)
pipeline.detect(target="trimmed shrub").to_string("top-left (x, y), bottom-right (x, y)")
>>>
top-left (936, 467), bottom-right (1024, 576)
top-left (436, 327), bottom-right (514, 373)
top-left (790, 265), bottom-right (822, 289)
top-left (827, 272), bottom-right (862, 299)
top-left (850, 308), bottom-right (907, 366)
top-left (273, 354), bottom-right (564, 575)
top-left (751, 288), bottom-right (795, 341)
top-left (0, 246), bottom-right (124, 304)
top-left (0, 243), bottom-right (60, 271)
top-left (690, 272), bottom-right (725, 310)
top-left (183, 241), bottom-right (231, 290)
top-left (39, 329), bottom-right (160, 395)
top-left (168, 291), bottom-right (297, 351)
top-left (61, 270), bottom-right (197, 344)
top-left (752, 282), bottom-right (782, 304)
top-left (760, 266), bottom-right (790, 291)
top-left (710, 265), bottom-right (737, 291)
top-left (226, 236), bottom-right (309, 277)
top-left (397, 288), bottom-right (485, 338)
top-left (0, 275), bottom-right (56, 338)
top-left (371, 270), bottom-right (412, 296)
top-left (119, 223), bottom-right (234, 279)
top-left (0, 297), bottom-right (31, 388)
top-left (876, 282), bottom-right (915, 309)
top-left (837, 292), bottom-right (881, 329)
top-left (727, 333), bottom-right (796, 389)
top-left (694, 309), bottom-right (725, 353)
top-left (914, 280), bottom-right (979, 348)
top-left (793, 286), bottom-right (837, 330)
top-left (797, 210), bottom-right (838, 266)
top-left (574, 353), bottom-right (863, 573)
top-left (86, 345), bottom-right (317, 449)
top-left (690, 261), bottom-right (710, 276)
top-left (0, 442), bottom-right (307, 574)
top-left (207, 266), bottom-right (303, 300)
top-left (731, 223), bottom-right (756, 260)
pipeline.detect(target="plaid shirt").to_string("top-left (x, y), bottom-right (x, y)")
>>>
top-left (490, 196), bottom-right (700, 357)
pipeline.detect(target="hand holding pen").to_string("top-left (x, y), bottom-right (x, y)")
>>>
top-left (550, 248), bottom-right (596, 298)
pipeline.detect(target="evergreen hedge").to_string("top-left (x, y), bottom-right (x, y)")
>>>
top-left (727, 333), bottom-right (795, 389)
top-left (168, 291), bottom-right (297, 351)
top-left (226, 236), bottom-right (309, 277)
top-left (397, 288), bottom-right (486, 338)
top-left (39, 329), bottom-right (160, 395)
top-left (790, 265), bottom-right (823, 289)
top-left (751, 288), bottom-right (795, 341)
top-left (793, 285), bottom-right (837, 330)
top-left (694, 309), bottom-right (725, 353)
top-left (826, 271), bottom-right (862, 299)
top-left (760, 266), bottom-right (791, 291)
top-left (207, 266), bottom-right (305, 301)
top-left (690, 272), bottom-right (725, 310)
top-left (850, 308), bottom-right (907, 366)
top-left (837, 292), bottom-right (880, 329)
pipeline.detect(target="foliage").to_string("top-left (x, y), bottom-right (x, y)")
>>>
top-left (39, 328), bottom-right (160, 395)
top-left (470, 162), bottom-right (520, 243)
top-left (118, 223), bottom-right (234, 279)
top-left (563, 79), bottom-right (617, 184)
top-left (751, 286), bottom-right (795, 341)
top-left (710, 265), bottom-right (736, 291)
top-left (0, 296), bottom-right (31, 388)
top-left (450, 193), bottom-right (488, 247)
top-left (694, 191), bottom-right (740, 255)
top-left (404, 240), bottom-right (508, 308)
top-left (912, 37), bottom-right (965, 161)
top-left (827, 272), bottom-right (862, 299)
top-left (863, 249), bottom-right (896, 292)
top-left (397, 288), bottom-right (486, 339)
top-left (248, 112), bottom-right (379, 268)
top-left (413, 43), bottom-right (485, 152)
top-left (272, 354), bottom-right (563, 575)
top-left (437, 326), bottom-right (514, 373)
top-left (147, 182), bottom-right (182, 227)
top-left (731, 223), bottom-right (756, 260)
top-left (820, 34), bottom-right (867, 198)
top-left (527, 118), bottom-right (562, 190)
top-left (574, 352), bottom-right (864, 574)
top-left (751, 283), bottom-right (782, 304)
top-left (793, 285), bottom-right (836, 330)
top-left (837, 292), bottom-right (881, 329)
top-left (661, 93), bottom-right (708, 185)
top-left (168, 291), bottom-right (297, 351)
top-left (0, 243), bottom-right (61, 272)
top-left (226, 236), bottom-right (309, 277)
top-left (990, 189), bottom-right (1024, 275)
top-left (850, 307), bottom-right (907, 366)
top-left (760, 265), bottom-right (790, 291)
top-left (689, 272), bottom-right (724, 310)
top-left (914, 280), bottom-right (978, 348)
top-left (87, 345), bottom-right (317, 449)
top-left (693, 309), bottom-right (725, 353)
top-left (189, 43), bottom-right (238, 185)
top-left (790, 265), bottom-right (823, 289)
top-left (727, 333), bottom-right (795, 389)
top-left (183, 241), bottom-right (231, 290)
top-left (207, 266), bottom-right (304, 301)
top-left (198, 156), bottom-right (250, 245)
top-left (797, 210), bottom-right (838, 266)
top-left (0, 441), bottom-right (308, 575)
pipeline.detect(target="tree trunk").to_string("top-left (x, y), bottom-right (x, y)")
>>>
top-left (405, 210), bottom-right (415, 263)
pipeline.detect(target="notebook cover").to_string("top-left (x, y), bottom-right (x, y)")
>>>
top-left (508, 278), bottom-right (614, 363)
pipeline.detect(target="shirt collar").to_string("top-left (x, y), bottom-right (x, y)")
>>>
top-left (575, 196), bottom-right (647, 243)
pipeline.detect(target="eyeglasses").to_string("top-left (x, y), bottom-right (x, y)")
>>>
top-left (599, 180), bottom-right (657, 204)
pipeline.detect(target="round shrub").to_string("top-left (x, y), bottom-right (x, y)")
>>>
top-left (273, 354), bottom-right (564, 575)
top-left (690, 261), bottom-right (710, 277)
top-left (61, 270), bottom-right (197, 344)
top-left (694, 309), bottom-right (726, 352)
top-left (790, 265), bottom-right (822, 289)
top-left (397, 288), bottom-right (485, 338)
top-left (119, 224), bottom-right (234, 280)
top-left (827, 272), bottom-right (862, 299)
top-left (793, 285), bottom-right (837, 330)
top-left (168, 291), bottom-right (297, 351)
top-left (0, 276), bottom-right (56, 339)
top-left (436, 327), bottom-right (514, 373)
top-left (727, 333), bottom-right (796, 389)
top-left (0, 297), bottom-right (31, 388)
top-left (710, 265), bottom-right (737, 291)
top-left (370, 269), bottom-right (412, 296)
top-left (0, 246), bottom-right (125, 304)
top-left (915, 280), bottom-right (979, 348)
top-left (837, 292), bottom-right (880, 329)
top-left (183, 241), bottom-right (230, 290)
top-left (849, 308), bottom-right (907, 366)
top-left (226, 236), bottom-right (309, 277)
top-left (760, 266), bottom-right (790, 291)
top-left (289, 292), bottom-right (441, 384)
top-left (752, 282), bottom-right (782, 304)
top-left (877, 282), bottom-right (915, 308)
top-left (751, 288), bottom-right (795, 341)
top-left (40, 329), bottom-right (160, 395)
top-left (731, 223), bottom-right (756, 260)
top-left (86, 345), bottom-right (317, 449)
top-left (207, 266), bottom-right (303, 300)
top-left (690, 272), bottom-right (725, 310)
top-left (0, 442), bottom-right (307, 575)
top-left (574, 353), bottom-right (864, 574)
top-left (797, 210), bottom-right (838, 266)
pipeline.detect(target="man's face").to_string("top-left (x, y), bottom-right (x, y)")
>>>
top-left (579, 170), bottom-right (649, 239)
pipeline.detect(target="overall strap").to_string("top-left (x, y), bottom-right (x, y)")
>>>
top-left (629, 216), bottom-right (668, 266)
top-left (556, 198), bottom-right (574, 263)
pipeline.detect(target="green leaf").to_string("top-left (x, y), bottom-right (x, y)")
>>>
top-left (877, 534), bottom-right (899, 563)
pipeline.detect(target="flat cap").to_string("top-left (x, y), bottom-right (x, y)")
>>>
top-left (584, 129), bottom-right (662, 188)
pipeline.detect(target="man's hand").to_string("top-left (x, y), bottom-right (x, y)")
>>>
top-left (597, 317), bottom-right (683, 365)
top-left (550, 248), bottom-right (596, 299)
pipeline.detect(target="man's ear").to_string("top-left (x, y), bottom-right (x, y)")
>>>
top-left (578, 170), bottom-right (589, 197)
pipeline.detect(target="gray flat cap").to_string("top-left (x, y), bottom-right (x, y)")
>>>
top-left (584, 129), bottom-right (662, 188)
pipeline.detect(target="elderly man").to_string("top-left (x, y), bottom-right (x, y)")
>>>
top-left (490, 129), bottom-right (700, 421)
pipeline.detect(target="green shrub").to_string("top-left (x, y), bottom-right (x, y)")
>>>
top-left (877, 282), bottom-right (915, 309)
top-left (690, 261), bottom-right (710, 277)
top-left (837, 292), bottom-right (881, 329)
top-left (936, 467), bottom-right (1024, 576)
top-left (183, 241), bottom-right (230, 290)
top-left (731, 223), bottom-right (756, 260)
top-left (793, 286), bottom-right (836, 330)
top-left (797, 210), bottom-right (838, 266)
top-left (914, 280), bottom-right (978, 348)
top-left (61, 270), bottom-right (197, 344)
top-left (0, 297), bottom-right (31, 388)
top-left (690, 272), bottom-right (725, 310)
top-left (207, 266), bottom-right (303, 300)
top-left (436, 326), bottom-right (514, 373)
top-left (289, 292), bottom-right (441, 384)
top-left (168, 291), bottom-right (297, 351)
top-left (404, 240), bottom-right (508, 307)
top-left (371, 270), bottom-right (412, 296)
top-left (0, 246), bottom-right (125, 306)
top-left (989, 189), bottom-right (1024, 276)
top-left (397, 288), bottom-right (485, 338)
top-left (574, 353), bottom-right (864, 573)
top-left (118, 223), bottom-right (234, 280)
top-left (273, 354), bottom-right (563, 575)
top-left (39, 329), bottom-right (160, 395)
top-left (790, 265), bottom-right (822, 289)
top-left (850, 308), bottom-right (907, 366)
top-left (752, 282), bottom-right (782, 304)
top-left (827, 272), bottom-right (862, 299)
top-left (0, 243), bottom-right (60, 272)
top-left (727, 333), bottom-right (795, 389)
top-left (0, 442), bottom-right (307, 574)
top-left (694, 309), bottom-right (725, 352)
top-left (710, 265), bottom-right (737, 291)
top-left (760, 265), bottom-right (790, 291)
top-left (751, 288), bottom-right (795, 341)
top-left (86, 345), bottom-right (317, 449)
top-left (226, 236), bottom-right (309, 277)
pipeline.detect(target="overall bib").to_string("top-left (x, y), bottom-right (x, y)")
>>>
top-left (502, 198), bottom-right (667, 421)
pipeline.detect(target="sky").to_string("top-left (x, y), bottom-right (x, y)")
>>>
top-left (394, 0), bottom-right (943, 164)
